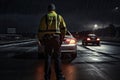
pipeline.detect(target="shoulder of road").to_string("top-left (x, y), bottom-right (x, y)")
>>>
top-left (101, 41), bottom-right (120, 46)
top-left (0, 39), bottom-right (120, 46)
top-left (0, 39), bottom-right (36, 45)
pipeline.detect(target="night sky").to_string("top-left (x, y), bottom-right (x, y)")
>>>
top-left (0, 0), bottom-right (120, 33)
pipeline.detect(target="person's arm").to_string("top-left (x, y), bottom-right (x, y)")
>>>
top-left (37, 16), bottom-right (46, 45)
top-left (59, 15), bottom-right (67, 44)
top-left (59, 15), bottom-right (67, 36)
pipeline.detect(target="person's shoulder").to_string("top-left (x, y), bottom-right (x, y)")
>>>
top-left (56, 12), bottom-right (64, 20)
top-left (56, 14), bottom-right (62, 18)
top-left (58, 15), bottom-right (64, 20)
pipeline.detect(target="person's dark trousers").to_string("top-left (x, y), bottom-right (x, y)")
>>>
top-left (43, 34), bottom-right (64, 80)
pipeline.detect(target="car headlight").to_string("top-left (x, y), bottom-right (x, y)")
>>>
top-left (96, 38), bottom-right (100, 41)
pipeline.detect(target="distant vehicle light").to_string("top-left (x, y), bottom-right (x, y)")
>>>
top-left (87, 38), bottom-right (91, 41)
top-left (96, 38), bottom-right (100, 41)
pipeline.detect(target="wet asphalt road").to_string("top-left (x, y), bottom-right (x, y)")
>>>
top-left (0, 40), bottom-right (120, 80)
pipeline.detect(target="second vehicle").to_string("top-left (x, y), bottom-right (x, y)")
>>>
top-left (82, 33), bottom-right (100, 46)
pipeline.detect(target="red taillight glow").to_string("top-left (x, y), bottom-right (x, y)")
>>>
top-left (69, 39), bottom-right (76, 44)
top-left (97, 38), bottom-right (100, 41)
top-left (87, 38), bottom-right (91, 41)
top-left (66, 39), bottom-right (71, 42)
top-left (65, 38), bottom-right (76, 44)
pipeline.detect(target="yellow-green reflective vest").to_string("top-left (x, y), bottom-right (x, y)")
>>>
top-left (37, 11), bottom-right (67, 40)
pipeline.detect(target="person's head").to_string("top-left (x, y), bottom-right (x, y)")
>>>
top-left (48, 3), bottom-right (56, 11)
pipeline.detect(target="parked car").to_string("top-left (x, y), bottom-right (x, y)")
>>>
top-left (82, 33), bottom-right (100, 46)
top-left (38, 31), bottom-right (77, 59)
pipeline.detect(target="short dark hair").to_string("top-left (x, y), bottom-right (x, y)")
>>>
top-left (48, 3), bottom-right (56, 11)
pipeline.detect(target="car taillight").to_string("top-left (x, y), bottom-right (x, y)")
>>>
top-left (70, 39), bottom-right (76, 44)
top-left (65, 38), bottom-right (76, 44)
top-left (96, 38), bottom-right (100, 41)
top-left (87, 38), bottom-right (91, 41)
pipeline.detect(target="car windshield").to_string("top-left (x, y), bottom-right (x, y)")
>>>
top-left (88, 34), bottom-right (96, 37)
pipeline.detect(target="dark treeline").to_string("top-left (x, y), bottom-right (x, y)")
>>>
top-left (72, 24), bottom-right (120, 40)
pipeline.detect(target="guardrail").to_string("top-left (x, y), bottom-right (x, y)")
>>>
top-left (0, 39), bottom-right (36, 45)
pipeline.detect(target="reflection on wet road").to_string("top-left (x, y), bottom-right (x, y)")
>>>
top-left (0, 40), bottom-right (120, 80)
top-left (35, 61), bottom-right (76, 80)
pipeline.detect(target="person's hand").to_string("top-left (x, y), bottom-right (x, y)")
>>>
top-left (38, 41), bottom-right (41, 45)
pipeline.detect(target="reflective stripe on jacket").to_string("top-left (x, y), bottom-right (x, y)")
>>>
top-left (37, 11), bottom-right (67, 40)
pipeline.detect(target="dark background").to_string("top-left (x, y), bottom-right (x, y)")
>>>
top-left (0, 0), bottom-right (120, 33)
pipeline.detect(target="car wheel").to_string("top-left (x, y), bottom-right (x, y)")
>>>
top-left (97, 43), bottom-right (100, 46)
top-left (71, 53), bottom-right (77, 59)
top-left (85, 42), bottom-right (88, 46)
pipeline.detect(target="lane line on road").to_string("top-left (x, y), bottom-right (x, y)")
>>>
top-left (89, 64), bottom-right (112, 80)
top-left (81, 45), bottom-right (120, 61)
top-left (71, 46), bottom-right (119, 64)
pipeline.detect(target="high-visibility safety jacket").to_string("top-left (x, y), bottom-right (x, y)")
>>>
top-left (37, 11), bottom-right (67, 40)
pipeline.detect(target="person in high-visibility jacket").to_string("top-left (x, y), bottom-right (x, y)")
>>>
top-left (37, 3), bottom-right (67, 80)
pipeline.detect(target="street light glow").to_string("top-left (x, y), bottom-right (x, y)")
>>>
top-left (115, 7), bottom-right (119, 10)
top-left (94, 24), bottom-right (98, 28)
